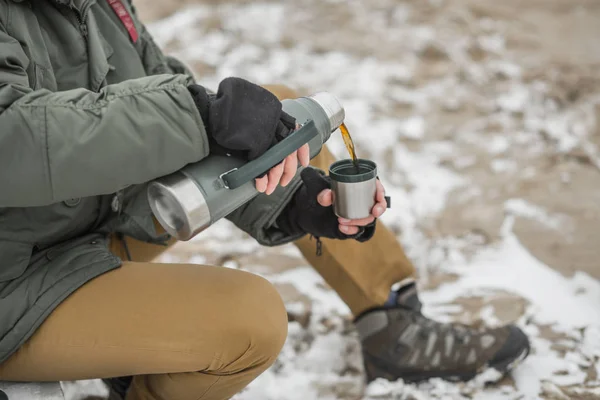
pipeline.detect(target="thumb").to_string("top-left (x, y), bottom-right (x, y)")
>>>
top-left (317, 189), bottom-right (333, 207)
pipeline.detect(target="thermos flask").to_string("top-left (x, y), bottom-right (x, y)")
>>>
top-left (147, 92), bottom-right (345, 241)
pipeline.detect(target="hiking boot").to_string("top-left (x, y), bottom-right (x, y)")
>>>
top-left (103, 376), bottom-right (133, 400)
top-left (355, 279), bottom-right (530, 383)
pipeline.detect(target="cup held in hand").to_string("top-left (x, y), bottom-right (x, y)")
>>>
top-left (329, 159), bottom-right (378, 220)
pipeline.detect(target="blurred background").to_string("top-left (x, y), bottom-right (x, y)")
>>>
top-left (74, 1), bottom-right (600, 399)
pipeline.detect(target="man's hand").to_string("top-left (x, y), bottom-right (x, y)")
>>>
top-left (189, 77), bottom-right (311, 196)
top-left (317, 178), bottom-right (387, 235)
top-left (276, 167), bottom-right (388, 242)
top-left (254, 143), bottom-right (310, 195)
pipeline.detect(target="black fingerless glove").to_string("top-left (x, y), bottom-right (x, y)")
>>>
top-left (276, 167), bottom-right (376, 243)
top-left (188, 77), bottom-right (297, 160)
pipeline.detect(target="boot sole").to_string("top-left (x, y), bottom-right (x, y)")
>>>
top-left (364, 344), bottom-right (530, 384)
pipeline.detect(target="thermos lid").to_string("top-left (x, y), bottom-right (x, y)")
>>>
top-left (308, 92), bottom-right (345, 132)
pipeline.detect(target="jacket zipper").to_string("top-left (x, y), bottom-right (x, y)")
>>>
top-left (70, 3), bottom-right (93, 89)
top-left (73, 8), bottom-right (88, 38)
top-left (77, 16), bottom-right (88, 38)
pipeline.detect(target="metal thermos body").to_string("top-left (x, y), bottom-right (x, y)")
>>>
top-left (147, 92), bottom-right (345, 241)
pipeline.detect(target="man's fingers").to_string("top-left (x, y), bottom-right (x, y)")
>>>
top-left (372, 180), bottom-right (387, 218)
top-left (256, 143), bottom-right (307, 194)
top-left (339, 225), bottom-right (360, 235)
top-left (317, 189), bottom-right (333, 206)
top-left (298, 143), bottom-right (310, 167)
top-left (255, 175), bottom-right (268, 193)
top-left (266, 162), bottom-right (285, 195)
top-left (372, 199), bottom-right (388, 218)
top-left (280, 151), bottom-right (298, 187)
top-left (376, 179), bottom-right (386, 202)
top-left (338, 215), bottom-right (375, 226)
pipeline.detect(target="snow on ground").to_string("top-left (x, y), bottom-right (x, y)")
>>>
top-left (67, 0), bottom-right (600, 398)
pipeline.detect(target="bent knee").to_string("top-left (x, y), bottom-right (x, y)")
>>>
top-left (239, 273), bottom-right (288, 358)
top-left (210, 272), bottom-right (288, 372)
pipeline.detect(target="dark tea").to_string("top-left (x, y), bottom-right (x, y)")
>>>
top-left (339, 123), bottom-right (360, 174)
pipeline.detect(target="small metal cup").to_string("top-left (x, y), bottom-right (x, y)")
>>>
top-left (329, 159), bottom-right (378, 220)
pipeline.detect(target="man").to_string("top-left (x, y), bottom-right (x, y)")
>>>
top-left (0, 1), bottom-right (530, 399)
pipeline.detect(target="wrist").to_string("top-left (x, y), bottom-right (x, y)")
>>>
top-left (187, 84), bottom-right (212, 127)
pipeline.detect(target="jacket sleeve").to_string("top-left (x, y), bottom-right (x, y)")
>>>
top-left (0, 27), bottom-right (209, 208)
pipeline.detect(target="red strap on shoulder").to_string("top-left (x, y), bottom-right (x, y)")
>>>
top-left (106, 0), bottom-right (139, 43)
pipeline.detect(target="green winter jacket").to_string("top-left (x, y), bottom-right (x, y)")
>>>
top-left (0, 0), bottom-right (303, 364)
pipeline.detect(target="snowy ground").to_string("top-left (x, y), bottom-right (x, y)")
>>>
top-left (68, 0), bottom-right (600, 398)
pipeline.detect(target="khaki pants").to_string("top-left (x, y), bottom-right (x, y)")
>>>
top-left (0, 86), bottom-right (416, 400)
